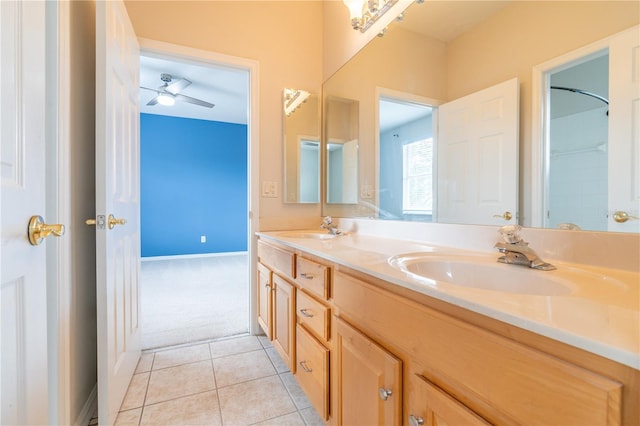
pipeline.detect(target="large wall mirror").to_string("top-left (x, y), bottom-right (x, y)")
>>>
top-left (321, 0), bottom-right (639, 232)
top-left (284, 88), bottom-right (320, 203)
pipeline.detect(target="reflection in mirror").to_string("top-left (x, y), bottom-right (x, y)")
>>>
top-left (325, 96), bottom-right (359, 204)
top-left (322, 0), bottom-right (638, 232)
top-left (283, 89), bottom-right (320, 203)
top-left (379, 96), bottom-right (435, 221)
top-left (547, 54), bottom-right (609, 232)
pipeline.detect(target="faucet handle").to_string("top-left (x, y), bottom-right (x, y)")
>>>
top-left (498, 224), bottom-right (523, 244)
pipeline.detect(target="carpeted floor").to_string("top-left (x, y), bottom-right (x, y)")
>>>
top-left (140, 254), bottom-right (249, 350)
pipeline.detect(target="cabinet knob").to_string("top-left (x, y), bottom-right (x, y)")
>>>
top-left (378, 387), bottom-right (393, 401)
top-left (408, 414), bottom-right (424, 426)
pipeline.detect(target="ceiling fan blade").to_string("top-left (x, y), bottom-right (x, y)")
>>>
top-left (165, 78), bottom-right (191, 95)
top-left (146, 96), bottom-right (159, 106)
top-left (175, 93), bottom-right (214, 108)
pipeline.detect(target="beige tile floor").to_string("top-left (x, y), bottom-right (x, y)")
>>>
top-left (104, 334), bottom-right (324, 426)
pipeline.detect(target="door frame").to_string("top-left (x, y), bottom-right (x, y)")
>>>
top-left (137, 38), bottom-right (261, 335)
top-left (374, 87), bottom-right (442, 219)
top-left (531, 35), bottom-right (612, 228)
top-left (48, 1), bottom-right (72, 424)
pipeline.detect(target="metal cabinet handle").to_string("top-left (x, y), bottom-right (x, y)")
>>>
top-left (408, 414), bottom-right (424, 426)
top-left (299, 272), bottom-right (314, 279)
top-left (28, 215), bottom-right (65, 246)
top-left (299, 308), bottom-right (314, 318)
top-left (299, 361), bottom-right (312, 373)
top-left (379, 387), bottom-right (393, 401)
top-left (613, 211), bottom-right (639, 223)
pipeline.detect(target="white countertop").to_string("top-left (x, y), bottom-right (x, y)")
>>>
top-left (257, 230), bottom-right (640, 370)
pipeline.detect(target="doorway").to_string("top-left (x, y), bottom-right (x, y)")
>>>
top-left (547, 53), bottom-right (609, 231)
top-left (138, 45), bottom-right (256, 350)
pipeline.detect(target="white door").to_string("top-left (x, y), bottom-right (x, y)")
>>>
top-left (608, 25), bottom-right (640, 232)
top-left (0, 1), bottom-right (51, 424)
top-left (94, 1), bottom-right (141, 425)
top-left (437, 78), bottom-right (519, 225)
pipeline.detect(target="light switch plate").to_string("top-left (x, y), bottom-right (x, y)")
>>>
top-left (262, 181), bottom-right (278, 198)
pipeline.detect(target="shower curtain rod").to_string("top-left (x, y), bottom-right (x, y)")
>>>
top-left (550, 86), bottom-right (609, 106)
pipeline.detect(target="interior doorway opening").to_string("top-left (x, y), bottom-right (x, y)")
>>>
top-left (138, 50), bottom-right (252, 350)
top-left (546, 51), bottom-right (609, 232)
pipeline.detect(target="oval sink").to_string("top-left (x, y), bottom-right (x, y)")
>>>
top-left (388, 253), bottom-right (574, 296)
top-left (277, 230), bottom-right (338, 240)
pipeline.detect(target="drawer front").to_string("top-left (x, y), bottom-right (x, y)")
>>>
top-left (257, 240), bottom-right (295, 279)
top-left (295, 324), bottom-right (329, 420)
top-left (333, 271), bottom-right (623, 426)
top-left (295, 257), bottom-right (328, 299)
top-left (297, 289), bottom-right (330, 343)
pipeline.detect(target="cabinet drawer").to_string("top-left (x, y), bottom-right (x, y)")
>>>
top-left (297, 289), bottom-right (330, 343)
top-left (408, 373), bottom-right (491, 426)
top-left (257, 240), bottom-right (295, 279)
top-left (295, 324), bottom-right (329, 420)
top-left (295, 256), bottom-right (329, 299)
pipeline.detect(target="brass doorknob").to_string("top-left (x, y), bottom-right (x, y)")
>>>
top-left (28, 215), bottom-right (65, 246)
top-left (107, 214), bottom-right (126, 229)
top-left (613, 211), bottom-right (639, 223)
top-left (493, 211), bottom-right (513, 221)
top-left (85, 214), bottom-right (126, 229)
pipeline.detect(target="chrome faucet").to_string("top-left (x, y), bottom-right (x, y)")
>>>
top-left (494, 225), bottom-right (556, 271)
top-left (320, 216), bottom-right (344, 235)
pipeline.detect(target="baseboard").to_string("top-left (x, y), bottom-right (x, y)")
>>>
top-left (141, 251), bottom-right (248, 262)
top-left (74, 383), bottom-right (97, 426)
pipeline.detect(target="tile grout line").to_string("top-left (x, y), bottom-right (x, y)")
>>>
top-left (208, 341), bottom-right (225, 426)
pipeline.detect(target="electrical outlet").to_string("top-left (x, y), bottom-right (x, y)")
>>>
top-left (200, 235), bottom-right (206, 243)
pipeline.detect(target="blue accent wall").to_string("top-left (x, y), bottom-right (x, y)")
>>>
top-left (140, 113), bottom-right (247, 257)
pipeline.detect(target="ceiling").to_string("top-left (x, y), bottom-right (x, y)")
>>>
top-left (139, 55), bottom-right (248, 124)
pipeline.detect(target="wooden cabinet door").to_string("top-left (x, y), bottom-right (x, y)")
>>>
top-left (272, 274), bottom-right (296, 371)
top-left (407, 374), bottom-right (492, 426)
top-left (257, 262), bottom-right (272, 338)
top-left (335, 317), bottom-right (402, 426)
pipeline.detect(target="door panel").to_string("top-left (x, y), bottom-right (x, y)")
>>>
top-left (1, 1), bottom-right (49, 424)
top-left (336, 317), bottom-right (402, 426)
top-left (95, 1), bottom-right (141, 424)
top-left (437, 78), bottom-right (519, 225)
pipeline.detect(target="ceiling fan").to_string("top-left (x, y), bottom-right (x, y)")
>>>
top-left (141, 73), bottom-right (215, 108)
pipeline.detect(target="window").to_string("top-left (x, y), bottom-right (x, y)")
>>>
top-left (402, 138), bottom-right (433, 214)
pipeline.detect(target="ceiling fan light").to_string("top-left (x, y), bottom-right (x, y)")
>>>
top-left (157, 92), bottom-right (175, 106)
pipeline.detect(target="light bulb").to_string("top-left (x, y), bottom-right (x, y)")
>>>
top-left (343, 0), bottom-right (364, 29)
top-left (157, 93), bottom-right (175, 106)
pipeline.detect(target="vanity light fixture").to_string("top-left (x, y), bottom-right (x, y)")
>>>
top-left (156, 92), bottom-right (175, 106)
top-left (343, 0), bottom-right (399, 33)
top-left (284, 88), bottom-right (310, 117)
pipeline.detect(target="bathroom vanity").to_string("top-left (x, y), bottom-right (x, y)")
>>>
top-left (255, 229), bottom-right (639, 425)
